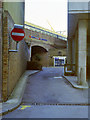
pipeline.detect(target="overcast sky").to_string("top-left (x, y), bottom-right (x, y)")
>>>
top-left (25, 0), bottom-right (67, 36)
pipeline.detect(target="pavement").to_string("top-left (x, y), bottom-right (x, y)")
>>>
top-left (63, 76), bottom-right (89, 89)
top-left (0, 70), bottom-right (39, 116)
top-left (0, 67), bottom-right (89, 118)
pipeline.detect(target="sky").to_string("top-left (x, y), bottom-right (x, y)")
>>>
top-left (25, 0), bottom-right (67, 36)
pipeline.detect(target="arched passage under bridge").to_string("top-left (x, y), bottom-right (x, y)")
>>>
top-left (31, 45), bottom-right (49, 67)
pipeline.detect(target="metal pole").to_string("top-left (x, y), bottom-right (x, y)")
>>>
top-left (16, 41), bottom-right (19, 50)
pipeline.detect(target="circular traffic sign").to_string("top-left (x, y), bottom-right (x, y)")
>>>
top-left (11, 28), bottom-right (25, 41)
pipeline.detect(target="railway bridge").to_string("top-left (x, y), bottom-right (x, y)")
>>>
top-left (24, 22), bottom-right (67, 67)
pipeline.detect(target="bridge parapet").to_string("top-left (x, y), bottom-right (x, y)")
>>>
top-left (25, 22), bottom-right (67, 41)
top-left (24, 24), bottom-right (67, 49)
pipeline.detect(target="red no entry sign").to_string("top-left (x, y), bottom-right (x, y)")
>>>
top-left (11, 28), bottom-right (25, 41)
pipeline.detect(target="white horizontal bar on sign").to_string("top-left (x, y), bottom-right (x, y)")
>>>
top-left (12, 32), bottom-right (24, 36)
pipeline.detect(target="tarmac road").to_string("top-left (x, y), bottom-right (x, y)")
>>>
top-left (22, 67), bottom-right (88, 104)
top-left (3, 67), bottom-right (88, 118)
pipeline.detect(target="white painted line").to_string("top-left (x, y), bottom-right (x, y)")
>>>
top-left (54, 76), bottom-right (62, 79)
top-left (12, 32), bottom-right (24, 36)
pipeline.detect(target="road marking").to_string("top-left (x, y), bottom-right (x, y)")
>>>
top-left (54, 76), bottom-right (62, 79)
top-left (20, 105), bottom-right (31, 110)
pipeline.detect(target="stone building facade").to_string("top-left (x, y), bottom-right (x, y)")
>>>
top-left (67, 1), bottom-right (90, 86)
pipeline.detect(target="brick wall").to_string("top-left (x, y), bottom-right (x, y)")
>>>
top-left (2, 12), bottom-right (9, 101)
top-left (0, 0), bottom-right (2, 101)
top-left (25, 28), bottom-right (67, 48)
top-left (2, 11), bottom-right (29, 101)
top-left (25, 28), bottom-right (67, 67)
top-left (8, 40), bottom-right (29, 96)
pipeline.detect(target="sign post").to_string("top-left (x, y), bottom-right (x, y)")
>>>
top-left (11, 25), bottom-right (25, 50)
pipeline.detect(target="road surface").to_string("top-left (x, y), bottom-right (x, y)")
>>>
top-left (3, 67), bottom-right (88, 118)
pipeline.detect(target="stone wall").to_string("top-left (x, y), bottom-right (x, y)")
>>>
top-left (2, 11), bottom-right (29, 101)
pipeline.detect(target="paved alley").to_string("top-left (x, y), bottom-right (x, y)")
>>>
top-left (3, 67), bottom-right (88, 118)
top-left (22, 67), bottom-right (88, 104)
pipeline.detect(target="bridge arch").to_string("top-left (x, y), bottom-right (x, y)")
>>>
top-left (31, 45), bottom-right (49, 67)
top-left (31, 44), bottom-right (49, 52)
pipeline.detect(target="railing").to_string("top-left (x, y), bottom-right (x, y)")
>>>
top-left (64, 64), bottom-right (76, 76)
